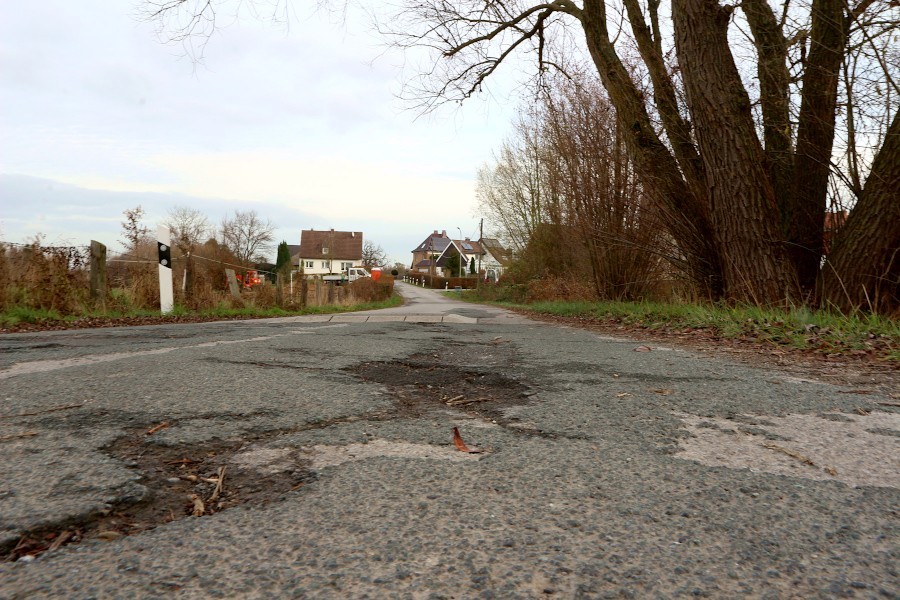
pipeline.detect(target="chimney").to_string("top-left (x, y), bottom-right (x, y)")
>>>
top-left (433, 230), bottom-right (438, 235)
top-left (441, 230), bottom-right (447, 236)
top-left (465, 237), bottom-right (470, 241)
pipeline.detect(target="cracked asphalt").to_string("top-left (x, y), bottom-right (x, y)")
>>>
top-left (0, 282), bottom-right (897, 598)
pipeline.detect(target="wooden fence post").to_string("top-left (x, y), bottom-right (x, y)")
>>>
top-left (275, 272), bottom-right (284, 307)
top-left (225, 269), bottom-right (241, 298)
top-left (90, 240), bottom-right (107, 306)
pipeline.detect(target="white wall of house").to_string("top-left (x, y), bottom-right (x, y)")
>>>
top-left (299, 257), bottom-right (363, 276)
top-left (481, 250), bottom-right (505, 279)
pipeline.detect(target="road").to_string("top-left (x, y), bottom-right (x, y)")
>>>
top-left (0, 282), bottom-right (897, 598)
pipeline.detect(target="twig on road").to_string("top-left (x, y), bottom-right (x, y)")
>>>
top-left (761, 442), bottom-right (815, 466)
top-left (208, 466), bottom-right (226, 503)
top-left (0, 431), bottom-right (38, 442)
top-left (147, 421), bottom-right (171, 435)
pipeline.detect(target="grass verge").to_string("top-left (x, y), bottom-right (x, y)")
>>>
top-left (450, 292), bottom-right (898, 361)
top-left (0, 293), bottom-right (404, 332)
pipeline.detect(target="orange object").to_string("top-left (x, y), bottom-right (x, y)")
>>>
top-left (371, 267), bottom-right (382, 282)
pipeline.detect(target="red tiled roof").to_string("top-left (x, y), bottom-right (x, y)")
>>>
top-left (299, 230), bottom-right (363, 260)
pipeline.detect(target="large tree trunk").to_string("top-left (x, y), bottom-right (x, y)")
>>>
top-left (621, 0), bottom-right (707, 202)
top-left (822, 111), bottom-right (900, 313)
top-left (673, 0), bottom-right (799, 304)
top-left (582, 0), bottom-right (724, 300)
top-left (741, 0), bottom-right (795, 228)
top-left (790, 0), bottom-right (846, 294)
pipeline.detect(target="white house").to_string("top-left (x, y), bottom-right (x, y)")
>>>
top-left (297, 229), bottom-right (364, 276)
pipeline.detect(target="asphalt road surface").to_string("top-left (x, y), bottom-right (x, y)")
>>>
top-left (0, 283), bottom-right (897, 598)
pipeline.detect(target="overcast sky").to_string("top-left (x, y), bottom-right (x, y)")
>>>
top-left (0, 1), bottom-right (520, 264)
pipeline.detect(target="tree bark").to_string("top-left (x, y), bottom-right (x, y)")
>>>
top-left (621, 0), bottom-right (706, 201)
top-left (582, 0), bottom-right (724, 299)
top-left (673, 0), bottom-right (799, 304)
top-left (791, 0), bottom-right (846, 293)
top-left (741, 0), bottom-right (795, 228)
top-left (822, 111), bottom-right (900, 313)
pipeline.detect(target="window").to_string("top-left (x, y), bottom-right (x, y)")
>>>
top-left (341, 262), bottom-right (353, 270)
top-left (321, 261), bottom-right (329, 269)
top-left (305, 261), bottom-right (314, 269)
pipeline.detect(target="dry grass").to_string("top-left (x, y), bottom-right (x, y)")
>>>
top-left (2, 239), bottom-right (395, 325)
top-left (0, 242), bottom-right (90, 314)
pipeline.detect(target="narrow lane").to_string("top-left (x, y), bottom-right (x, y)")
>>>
top-left (0, 291), bottom-right (896, 598)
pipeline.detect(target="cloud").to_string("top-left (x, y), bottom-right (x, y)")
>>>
top-left (0, 1), bottom-right (515, 263)
top-left (0, 174), bottom-right (478, 264)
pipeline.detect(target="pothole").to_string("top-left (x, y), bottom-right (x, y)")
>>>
top-left (5, 344), bottom-right (538, 562)
top-left (675, 411), bottom-right (900, 488)
top-left (348, 356), bottom-right (531, 423)
top-left (4, 430), bottom-right (315, 562)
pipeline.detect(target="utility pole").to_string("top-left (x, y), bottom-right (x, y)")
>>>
top-left (478, 218), bottom-right (483, 274)
top-left (456, 227), bottom-right (462, 278)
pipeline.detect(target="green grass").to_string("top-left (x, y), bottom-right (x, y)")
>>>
top-left (0, 293), bottom-right (404, 329)
top-left (0, 306), bottom-right (65, 326)
top-left (458, 294), bottom-right (899, 360)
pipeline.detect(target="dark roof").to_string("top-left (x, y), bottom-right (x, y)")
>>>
top-left (299, 230), bottom-right (363, 260)
top-left (479, 238), bottom-right (512, 265)
top-left (412, 231), bottom-right (451, 253)
top-left (415, 259), bottom-right (434, 267)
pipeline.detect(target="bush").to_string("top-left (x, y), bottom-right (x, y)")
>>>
top-left (348, 277), bottom-right (394, 302)
top-left (526, 276), bottom-right (596, 302)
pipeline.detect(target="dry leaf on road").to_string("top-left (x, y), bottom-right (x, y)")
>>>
top-left (633, 345), bottom-right (653, 352)
top-left (452, 427), bottom-right (483, 454)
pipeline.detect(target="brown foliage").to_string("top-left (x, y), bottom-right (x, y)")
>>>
top-left (525, 277), bottom-right (596, 302)
top-left (0, 241), bottom-right (89, 314)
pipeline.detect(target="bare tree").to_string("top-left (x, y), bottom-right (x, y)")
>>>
top-left (141, 0), bottom-right (899, 310)
top-left (164, 206), bottom-right (211, 295)
top-left (165, 206), bottom-right (210, 256)
top-left (542, 74), bottom-right (666, 300)
top-left (361, 240), bottom-right (388, 270)
top-left (220, 210), bottom-right (276, 265)
top-left (120, 206), bottom-right (150, 256)
top-left (480, 72), bottom-right (665, 299)
top-left (476, 106), bottom-right (551, 255)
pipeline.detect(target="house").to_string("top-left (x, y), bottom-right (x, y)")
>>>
top-left (298, 229), bottom-right (364, 276)
top-left (412, 229), bottom-right (513, 278)
top-left (479, 237), bottom-right (512, 281)
top-left (410, 230), bottom-right (451, 273)
top-left (433, 238), bottom-right (485, 277)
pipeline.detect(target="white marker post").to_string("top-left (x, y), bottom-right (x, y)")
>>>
top-left (157, 225), bottom-right (174, 314)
